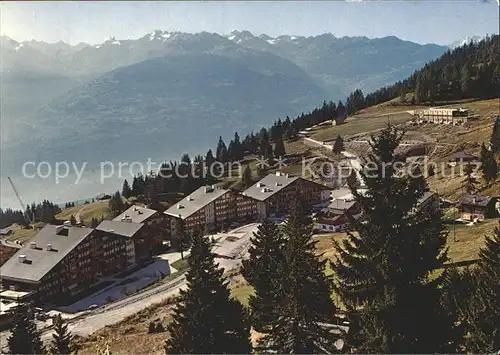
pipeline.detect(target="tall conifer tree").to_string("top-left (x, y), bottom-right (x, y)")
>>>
top-left (165, 233), bottom-right (251, 354)
top-left (263, 199), bottom-right (340, 353)
top-left (8, 304), bottom-right (45, 355)
top-left (465, 225), bottom-right (500, 352)
top-left (49, 314), bottom-right (79, 355)
top-left (331, 125), bottom-right (455, 353)
top-left (332, 135), bottom-right (345, 154)
top-left (480, 143), bottom-right (498, 184)
top-left (241, 219), bottom-right (286, 333)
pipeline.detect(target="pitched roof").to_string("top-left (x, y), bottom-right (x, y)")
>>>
top-left (113, 205), bottom-right (157, 223)
top-left (96, 220), bottom-right (144, 238)
top-left (453, 151), bottom-right (477, 160)
top-left (316, 215), bottom-right (344, 226)
top-left (459, 194), bottom-right (493, 207)
top-left (164, 185), bottom-right (230, 219)
top-left (326, 200), bottom-right (356, 214)
top-left (242, 172), bottom-right (299, 201)
top-left (0, 225), bottom-right (93, 284)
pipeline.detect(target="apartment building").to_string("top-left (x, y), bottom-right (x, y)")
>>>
top-left (164, 185), bottom-right (259, 238)
top-left (242, 172), bottom-right (331, 218)
top-left (114, 205), bottom-right (163, 253)
top-left (0, 224), bottom-right (129, 304)
top-left (96, 220), bottom-right (150, 266)
top-left (412, 107), bottom-right (469, 125)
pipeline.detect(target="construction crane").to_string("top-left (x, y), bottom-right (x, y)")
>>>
top-left (7, 176), bottom-right (35, 228)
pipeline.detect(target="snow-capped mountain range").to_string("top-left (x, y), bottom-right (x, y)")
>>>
top-left (448, 35), bottom-right (486, 49)
top-left (2, 29), bottom-right (450, 176)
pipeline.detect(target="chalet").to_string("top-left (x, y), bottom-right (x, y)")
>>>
top-left (459, 195), bottom-right (496, 221)
top-left (314, 199), bottom-right (362, 233)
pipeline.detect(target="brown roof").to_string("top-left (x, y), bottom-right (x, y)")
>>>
top-left (459, 194), bottom-right (493, 207)
top-left (316, 216), bottom-right (344, 226)
top-left (453, 151), bottom-right (477, 160)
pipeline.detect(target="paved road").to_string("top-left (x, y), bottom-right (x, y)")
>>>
top-left (0, 223), bottom-right (260, 348)
top-left (68, 223), bottom-right (259, 337)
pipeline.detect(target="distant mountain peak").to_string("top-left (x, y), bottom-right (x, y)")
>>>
top-left (144, 30), bottom-right (175, 42)
top-left (449, 35), bottom-right (485, 49)
top-left (103, 36), bottom-right (121, 45)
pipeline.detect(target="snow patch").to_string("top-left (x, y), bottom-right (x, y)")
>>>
top-left (14, 43), bottom-right (23, 52)
top-left (266, 39), bottom-right (276, 44)
top-left (291, 36), bottom-right (297, 40)
top-left (228, 35), bottom-right (236, 41)
top-left (161, 32), bottom-right (171, 40)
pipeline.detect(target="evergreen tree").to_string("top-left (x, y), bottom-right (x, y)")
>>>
top-left (263, 198), bottom-right (339, 353)
top-left (460, 64), bottom-right (472, 97)
top-left (174, 218), bottom-right (191, 260)
top-left (241, 165), bottom-right (253, 188)
top-left (165, 233), bottom-right (251, 353)
top-left (216, 136), bottom-right (229, 163)
top-left (346, 169), bottom-right (359, 189)
top-left (108, 191), bottom-right (123, 216)
top-left (478, 223), bottom-right (500, 281)
top-left (331, 125), bottom-right (456, 353)
top-left (69, 215), bottom-right (77, 226)
top-left (337, 100), bottom-right (346, 119)
top-left (241, 219), bottom-right (286, 333)
top-left (444, 225), bottom-right (500, 353)
top-left (399, 89), bottom-right (406, 103)
top-left (273, 135), bottom-right (286, 158)
top-left (205, 149), bottom-right (215, 169)
top-left (332, 135), bottom-right (345, 154)
top-left (479, 143), bottom-right (498, 184)
top-left (259, 130), bottom-right (273, 160)
top-left (465, 223), bottom-right (500, 353)
top-left (231, 132), bottom-right (244, 161)
top-left (90, 217), bottom-right (99, 228)
top-left (122, 179), bottom-right (132, 199)
top-left (463, 162), bottom-right (477, 194)
top-left (490, 116), bottom-right (500, 155)
top-left (131, 174), bottom-right (146, 196)
top-left (49, 314), bottom-right (78, 355)
top-left (8, 304), bottom-right (45, 355)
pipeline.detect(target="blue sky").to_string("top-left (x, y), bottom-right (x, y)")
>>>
top-left (1, 1), bottom-right (498, 45)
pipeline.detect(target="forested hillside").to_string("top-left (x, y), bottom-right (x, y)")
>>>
top-left (366, 35), bottom-right (500, 106)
